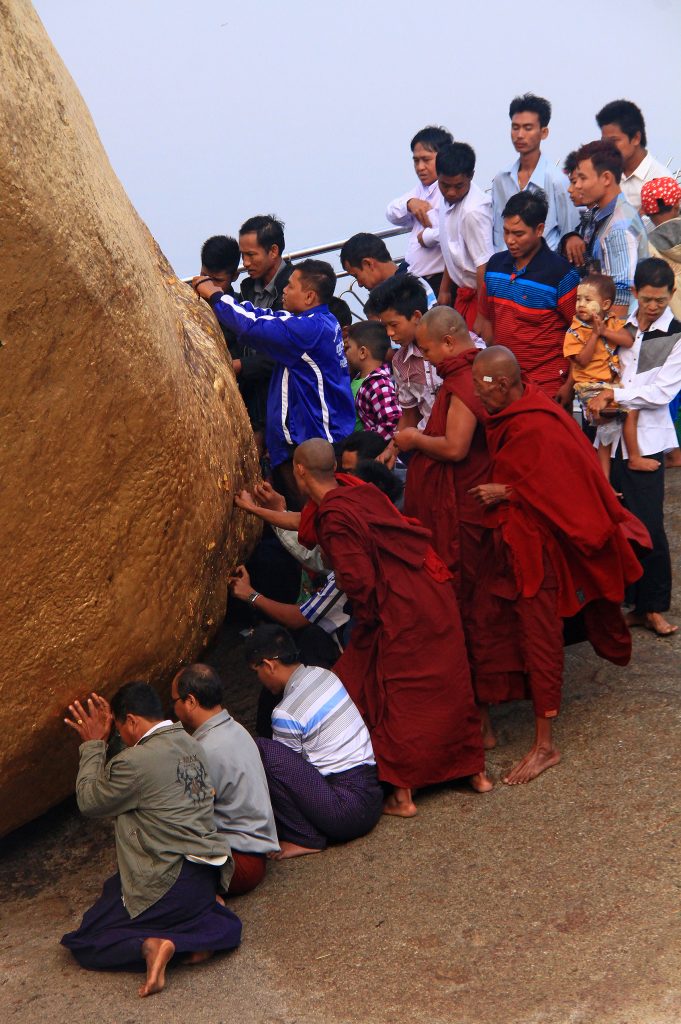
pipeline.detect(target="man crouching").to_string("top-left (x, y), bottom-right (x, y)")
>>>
top-left (61, 682), bottom-right (241, 997)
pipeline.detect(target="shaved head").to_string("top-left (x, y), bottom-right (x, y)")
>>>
top-left (293, 438), bottom-right (337, 477)
top-left (473, 345), bottom-right (521, 386)
top-left (420, 305), bottom-right (469, 341)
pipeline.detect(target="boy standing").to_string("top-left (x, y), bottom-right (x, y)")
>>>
top-left (385, 125), bottom-right (453, 293)
top-left (344, 321), bottom-right (401, 440)
top-left (492, 93), bottom-right (579, 252)
top-left (436, 142), bottom-right (494, 334)
top-left (369, 274), bottom-right (441, 431)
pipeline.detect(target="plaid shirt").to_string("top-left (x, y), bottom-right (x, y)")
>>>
top-left (355, 364), bottom-right (402, 440)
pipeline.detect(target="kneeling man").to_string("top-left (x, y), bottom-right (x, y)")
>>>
top-left (246, 625), bottom-right (384, 859)
top-left (62, 683), bottom-right (241, 998)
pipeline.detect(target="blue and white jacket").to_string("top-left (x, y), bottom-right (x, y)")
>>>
top-left (208, 293), bottom-right (356, 467)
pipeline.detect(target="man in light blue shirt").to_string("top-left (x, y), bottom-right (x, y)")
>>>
top-left (492, 93), bottom-right (580, 251)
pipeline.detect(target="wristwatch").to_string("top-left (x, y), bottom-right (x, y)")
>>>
top-left (248, 591), bottom-right (260, 604)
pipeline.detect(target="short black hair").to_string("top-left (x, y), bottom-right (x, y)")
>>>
top-left (111, 681), bottom-right (164, 723)
top-left (296, 258), bottom-right (336, 305)
top-left (175, 664), bottom-right (224, 709)
top-left (634, 257), bottom-right (675, 292)
top-left (347, 320), bottom-right (391, 361)
top-left (436, 142), bottom-right (476, 179)
top-left (200, 235), bottom-right (240, 276)
top-left (340, 233), bottom-right (392, 268)
top-left (575, 140), bottom-right (624, 184)
top-left (596, 99), bottom-right (647, 148)
top-left (243, 625), bottom-right (299, 667)
top-left (239, 215), bottom-right (285, 256)
top-left (563, 150), bottom-right (580, 176)
top-left (582, 272), bottom-right (616, 305)
top-left (509, 93), bottom-right (552, 128)
top-left (339, 430), bottom-right (388, 459)
top-left (352, 459), bottom-right (403, 505)
top-left (369, 273), bottom-right (429, 318)
top-left (502, 189), bottom-right (549, 228)
top-left (410, 125), bottom-right (454, 153)
top-left (328, 296), bottom-right (353, 328)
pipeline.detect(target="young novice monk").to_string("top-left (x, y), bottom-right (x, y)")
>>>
top-left (344, 321), bottom-right (401, 440)
top-left (563, 273), bottom-right (658, 476)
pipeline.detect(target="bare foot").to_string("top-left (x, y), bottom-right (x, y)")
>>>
top-left (139, 938), bottom-right (175, 997)
top-left (268, 841), bottom-right (323, 860)
top-left (184, 950), bottom-right (214, 965)
top-left (503, 745), bottom-right (561, 785)
top-left (469, 771), bottom-right (493, 793)
top-left (628, 455), bottom-right (661, 472)
top-left (383, 788), bottom-right (418, 817)
top-left (479, 706), bottom-right (497, 749)
top-left (626, 611), bottom-right (678, 636)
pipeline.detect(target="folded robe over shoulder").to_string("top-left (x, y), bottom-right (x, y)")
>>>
top-left (472, 383), bottom-right (649, 683)
top-left (301, 479), bottom-right (484, 789)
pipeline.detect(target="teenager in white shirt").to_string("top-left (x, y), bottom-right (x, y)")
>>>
top-left (596, 99), bottom-right (669, 213)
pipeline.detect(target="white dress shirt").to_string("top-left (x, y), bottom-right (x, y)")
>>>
top-left (386, 179), bottom-right (444, 277)
top-left (438, 181), bottom-right (494, 288)
top-left (607, 307), bottom-right (681, 456)
top-left (620, 152), bottom-right (671, 212)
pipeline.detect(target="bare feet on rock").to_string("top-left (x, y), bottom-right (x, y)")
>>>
top-left (503, 745), bottom-right (561, 785)
top-left (469, 771), bottom-right (493, 793)
top-left (268, 842), bottom-right (323, 860)
top-left (625, 610), bottom-right (677, 636)
top-left (383, 787), bottom-right (418, 817)
top-left (184, 950), bottom-right (214, 966)
top-left (139, 938), bottom-right (175, 997)
top-left (628, 454), bottom-right (661, 472)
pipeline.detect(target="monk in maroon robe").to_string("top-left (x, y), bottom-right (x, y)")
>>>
top-left (395, 307), bottom-right (490, 635)
top-left (293, 438), bottom-right (491, 817)
top-left (468, 347), bottom-right (647, 785)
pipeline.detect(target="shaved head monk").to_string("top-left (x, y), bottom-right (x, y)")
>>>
top-left (394, 307), bottom-right (490, 642)
top-left (293, 438), bottom-right (491, 815)
top-left (468, 347), bottom-right (646, 784)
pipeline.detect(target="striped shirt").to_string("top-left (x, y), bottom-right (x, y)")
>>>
top-left (584, 194), bottom-right (648, 308)
top-left (272, 664), bottom-right (375, 776)
top-left (481, 239), bottom-right (579, 394)
top-left (355, 364), bottom-right (402, 439)
top-left (299, 572), bottom-right (349, 636)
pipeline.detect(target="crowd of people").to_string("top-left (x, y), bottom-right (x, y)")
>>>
top-left (61, 94), bottom-right (681, 998)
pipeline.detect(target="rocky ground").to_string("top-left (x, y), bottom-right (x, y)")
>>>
top-left (1, 475), bottom-right (680, 1024)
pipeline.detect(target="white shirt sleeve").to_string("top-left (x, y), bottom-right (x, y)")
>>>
top-left (465, 207), bottom-right (495, 268)
top-left (271, 711), bottom-right (304, 754)
top-left (617, 340), bottom-right (681, 408)
top-left (385, 187), bottom-right (417, 227)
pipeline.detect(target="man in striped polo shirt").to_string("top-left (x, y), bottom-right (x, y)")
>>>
top-left (246, 625), bottom-right (384, 860)
top-left (480, 190), bottom-right (579, 406)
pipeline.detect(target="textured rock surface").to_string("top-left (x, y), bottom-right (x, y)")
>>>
top-left (0, 0), bottom-right (260, 834)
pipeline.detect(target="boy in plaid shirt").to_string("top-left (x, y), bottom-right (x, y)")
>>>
top-left (344, 322), bottom-right (401, 440)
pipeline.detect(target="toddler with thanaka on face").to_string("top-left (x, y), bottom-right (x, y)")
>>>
top-left (563, 273), bottom-right (659, 477)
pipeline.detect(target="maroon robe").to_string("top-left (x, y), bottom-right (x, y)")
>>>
top-left (304, 479), bottom-right (484, 789)
top-left (403, 348), bottom-right (490, 618)
top-left (469, 383), bottom-right (648, 716)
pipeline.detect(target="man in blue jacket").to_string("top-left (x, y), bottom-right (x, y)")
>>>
top-left (194, 259), bottom-right (355, 507)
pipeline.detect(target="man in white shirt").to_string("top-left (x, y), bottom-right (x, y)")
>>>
top-left (492, 93), bottom-right (580, 251)
top-left (385, 124), bottom-right (453, 292)
top-left (245, 625), bottom-right (383, 860)
top-left (436, 142), bottom-right (494, 337)
top-left (596, 100), bottom-right (669, 212)
top-left (590, 258), bottom-right (681, 636)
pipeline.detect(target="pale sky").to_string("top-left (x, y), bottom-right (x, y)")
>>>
top-left (34, 0), bottom-right (681, 278)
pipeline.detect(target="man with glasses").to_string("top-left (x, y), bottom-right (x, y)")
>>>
top-left (590, 258), bottom-right (681, 636)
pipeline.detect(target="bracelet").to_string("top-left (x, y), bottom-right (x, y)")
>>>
top-left (248, 591), bottom-right (260, 604)
top-left (193, 277), bottom-right (213, 288)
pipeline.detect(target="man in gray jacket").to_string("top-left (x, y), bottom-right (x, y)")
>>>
top-left (171, 663), bottom-right (280, 893)
top-left (61, 682), bottom-right (242, 998)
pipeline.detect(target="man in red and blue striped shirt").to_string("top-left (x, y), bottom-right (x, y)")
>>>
top-left (480, 190), bottom-right (579, 405)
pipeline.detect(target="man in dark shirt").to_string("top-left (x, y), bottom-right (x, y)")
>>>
top-left (238, 214), bottom-right (293, 309)
top-left (480, 190), bottom-right (579, 406)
